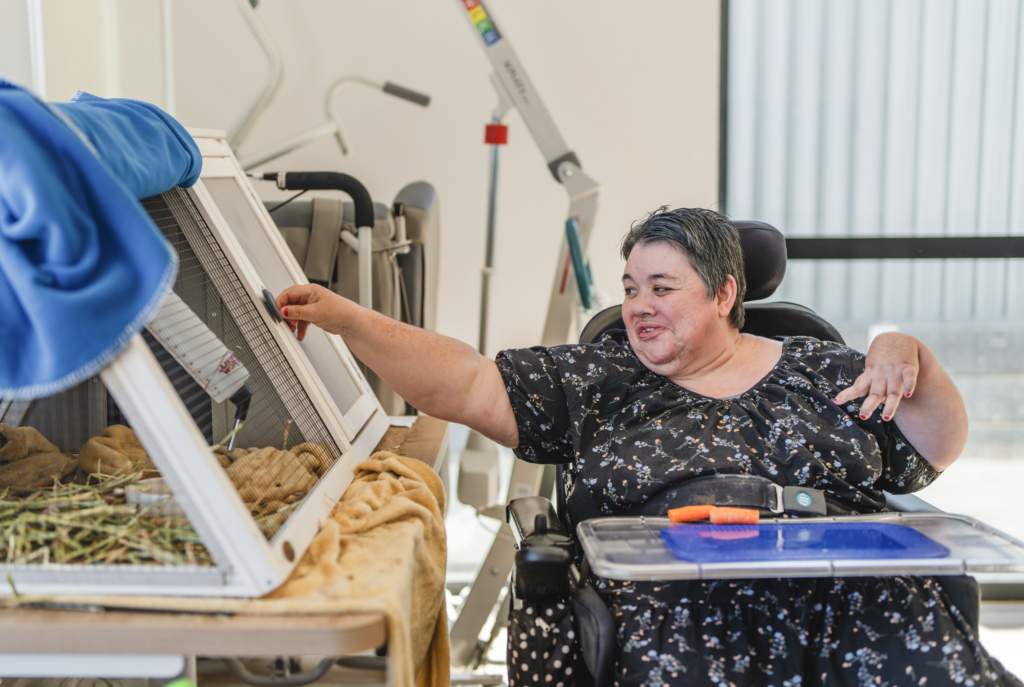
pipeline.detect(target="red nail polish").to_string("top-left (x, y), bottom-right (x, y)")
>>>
top-left (882, 415), bottom-right (890, 421)
top-left (859, 414), bottom-right (867, 420)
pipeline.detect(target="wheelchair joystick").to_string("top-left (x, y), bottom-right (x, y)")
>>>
top-left (508, 497), bottom-right (573, 601)
top-left (534, 514), bottom-right (547, 535)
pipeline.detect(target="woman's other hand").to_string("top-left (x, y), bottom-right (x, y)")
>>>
top-left (834, 332), bottom-right (919, 421)
top-left (835, 332), bottom-right (967, 471)
top-left (276, 284), bottom-right (353, 341)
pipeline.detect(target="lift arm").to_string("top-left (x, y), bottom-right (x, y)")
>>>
top-left (456, 0), bottom-right (600, 346)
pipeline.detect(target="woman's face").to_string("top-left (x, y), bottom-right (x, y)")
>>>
top-left (621, 241), bottom-right (735, 377)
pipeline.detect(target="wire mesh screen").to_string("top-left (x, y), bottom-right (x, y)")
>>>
top-left (141, 187), bottom-right (343, 540)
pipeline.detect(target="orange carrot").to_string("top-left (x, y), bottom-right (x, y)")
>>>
top-left (709, 507), bottom-right (760, 525)
top-left (667, 504), bottom-right (716, 523)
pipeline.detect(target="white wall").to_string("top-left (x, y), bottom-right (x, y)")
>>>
top-left (7, 0), bottom-right (170, 107)
top-left (182, 1), bottom-right (721, 354)
top-left (38, 0), bottom-right (114, 100)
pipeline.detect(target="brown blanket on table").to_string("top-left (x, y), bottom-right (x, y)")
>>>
top-left (267, 451), bottom-right (450, 687)
top-left (2, 451), bottom-right (449, 687)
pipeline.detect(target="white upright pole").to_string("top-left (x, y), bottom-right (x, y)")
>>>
top-left (162, 0), bottom-right (176, 116)
top-left (478, 113), bottom-right (505, 356)
top-left (358, 225), bottom-right (373, 310)
top-left (477, 73), bottom-right (512, 355)
top-left (26, 0), bottom-right (47, 98)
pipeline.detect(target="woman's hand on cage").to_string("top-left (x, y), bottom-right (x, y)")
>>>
top-left (834, 332), bottom-right (920, 422)
top-left (276, 284), bottom-right (353, 341)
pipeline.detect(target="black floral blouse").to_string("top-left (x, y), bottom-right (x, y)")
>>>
top-left (498, 333), bottom-right (1021, 687)
top-left (497, 333), bottom-right (937, 517)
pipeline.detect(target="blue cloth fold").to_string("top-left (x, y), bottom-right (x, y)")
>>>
top-left (0, 82), bottom-right (202, 400)
top-left (53, 90), bottom-right (202, 198)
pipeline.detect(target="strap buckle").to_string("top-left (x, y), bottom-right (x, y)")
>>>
top-left (769, 484), bottom-right (785, 514)
top-left (782, 486), bottom-right (828, 516)
top-left (769, 484), bottom-right (828, 516)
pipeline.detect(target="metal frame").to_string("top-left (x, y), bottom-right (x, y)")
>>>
top-left (577, 513), bottom-right (1024, 582)
top-left (237, 76), bottom-right (431, 170)
top-left (785, 236), bottom-right (1024, 260)
top-left (225, 0), bottom-right (283, 150)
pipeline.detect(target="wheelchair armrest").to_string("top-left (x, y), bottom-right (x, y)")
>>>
top-left (507, 496), bottom-right (570, 545)
top-left (883, 491), bottom-right (944, 513)
top-left (507, 497), bottom-right (574, 600)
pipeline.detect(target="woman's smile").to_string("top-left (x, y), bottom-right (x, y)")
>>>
top-left (635, 322), bottom-right (665, 340)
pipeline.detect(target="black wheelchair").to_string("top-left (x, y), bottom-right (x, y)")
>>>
top-left (504, 220), bottom-right (981, 687)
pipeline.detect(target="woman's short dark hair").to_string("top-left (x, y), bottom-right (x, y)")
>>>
top-left (621, 207), bottom-right (746, 329)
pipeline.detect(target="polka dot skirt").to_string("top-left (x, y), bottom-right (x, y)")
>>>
top-left (508, 597), bottom-right (581, 687)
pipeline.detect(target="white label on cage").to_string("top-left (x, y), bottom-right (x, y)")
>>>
top-left (147, 291), bottom-right (251, 403)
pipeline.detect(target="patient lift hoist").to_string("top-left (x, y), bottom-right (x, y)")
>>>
top-left (449, 0), bottom-right (604, 669)
top-left (459, 0), bottom-right (600, 350)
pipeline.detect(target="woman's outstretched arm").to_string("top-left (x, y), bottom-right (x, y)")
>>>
top-left (276, 284), bottom-right (519, 448)
top-left (833, 333), bottom-right (968, 472)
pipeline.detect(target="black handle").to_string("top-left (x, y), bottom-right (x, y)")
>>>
top-left (263, 172), bottom-right (375, 228)
top-left (262, 288), bottom-right (283, 322)
top-left (229, 384), bottom-right (253, 424)
top-left (382, 81), bottom-right (431, 107)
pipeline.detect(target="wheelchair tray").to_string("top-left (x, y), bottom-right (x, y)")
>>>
top-left (576, 513), bottom-right (1024, 581)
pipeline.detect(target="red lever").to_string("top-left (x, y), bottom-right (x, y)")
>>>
top-left (485, 123), bottom-right (508, 145)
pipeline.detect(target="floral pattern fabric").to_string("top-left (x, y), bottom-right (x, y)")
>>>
top-left (497, 333), bottom-right (1021, 687)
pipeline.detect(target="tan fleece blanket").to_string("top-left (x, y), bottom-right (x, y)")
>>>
top-left (1, 452), bottom-right (449, 687)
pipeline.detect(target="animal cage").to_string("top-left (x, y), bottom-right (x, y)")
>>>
top-left (0, 130), bottom-right (388, 597)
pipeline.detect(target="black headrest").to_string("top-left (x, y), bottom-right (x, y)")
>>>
top-left (736, 221), bottom-right (786, 302)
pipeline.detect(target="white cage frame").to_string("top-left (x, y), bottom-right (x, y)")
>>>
top-left (1, 130), bottom-right (389, 597)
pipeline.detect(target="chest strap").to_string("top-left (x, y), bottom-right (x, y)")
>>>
top-left (633, 474), bottom-right (828, 518)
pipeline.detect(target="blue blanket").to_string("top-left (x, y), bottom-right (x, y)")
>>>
top-left (0, 82), bottom-right (202, 400)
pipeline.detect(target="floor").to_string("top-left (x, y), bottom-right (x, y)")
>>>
top-left (445, 424), bottom-right (1024, 679)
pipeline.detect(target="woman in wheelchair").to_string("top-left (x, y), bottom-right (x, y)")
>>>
top-left (276, 207), bottom-right (1020, 687)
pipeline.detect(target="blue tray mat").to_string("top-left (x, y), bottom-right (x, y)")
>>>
top-left (659, 522), bottom-right (950, 563)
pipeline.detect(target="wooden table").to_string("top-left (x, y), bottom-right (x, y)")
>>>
top-left (0, 416), bottom-right (449, 681)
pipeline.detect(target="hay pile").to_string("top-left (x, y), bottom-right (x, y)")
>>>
top-left (0, 469), bottom-right (212, 567)
top-left (0, 423), bottom-right (331, 563)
